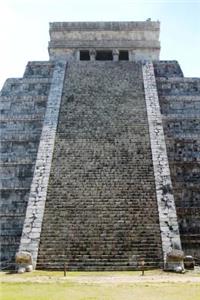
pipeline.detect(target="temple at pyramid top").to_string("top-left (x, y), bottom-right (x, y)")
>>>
top-left (48, 21), bottom-right (160, 61)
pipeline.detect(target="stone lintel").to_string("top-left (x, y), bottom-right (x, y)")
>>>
top-left (49, 40), bottom-right (160, 49)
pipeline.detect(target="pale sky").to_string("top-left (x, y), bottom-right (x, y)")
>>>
top-left (0, 0), bottom-right (199, 89)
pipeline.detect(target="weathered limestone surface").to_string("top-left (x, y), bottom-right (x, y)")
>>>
top-left (15, 251), bottom-right (33, 273)
top-left (18, 60), bottom-right (67, 268)
top-left (0, 62), bottom-right (54, 267)
top-left (37, 61), bottom-right (163, 270)
top-left (165, 249), bottom-right (184, 272)
top-left (142, 62), bottom-right (182, 267)
top-left (0, 21), bottom-right (199, 271)
top-left (154, 61), bottom-right (200, 258)
top-left (153, 61), bottom-right (183, 78)
top-left (49, 21), bottom-right (160, 61)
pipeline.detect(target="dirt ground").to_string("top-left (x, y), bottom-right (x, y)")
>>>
top-left (1, 268), bottom-right (200, 284)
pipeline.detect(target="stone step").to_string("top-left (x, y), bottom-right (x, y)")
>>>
top-left (156, 78), bottom-right (200, 96)
top-left (160, 99), bottom-right (200, 115)
top-left (0, 96), bottom-right (47, 116)
top-left (1, 80), bottom-right (51, 97)
top-left (37, 258), bottom-right (161, 265)
top-left (0, 164), bottom-right (34, 177)
top-left (0, 108), bottom-right (46, 116)
top-left (153, 61), bottom-right (183, 78)
top-left (0, 133), bottom-right (41, 141)
top-left (0, 159), bottom-right (36, 164)
top-left (0, 213), bottom-right (25, 218)
top-left (0, 114), bottom-right (44, 121)
top-left (163, 120), bottom-right (200, 132)
top-left (0, 178), bottom-right (33, 189)
top-left (37, 61), bottom-right (162, 270)
top-left (155, 70), bottom-right (200, 260)
top-left (36, 264), bottom-right (161, 271)
top-left (0, 62), bottom-right (47, 270)
top-left (38, 254), bottom-right (162, 261)
top-left (0, 140), bottom-right (39, 153)
top-left (181, 234), bottom-right (200, 243)
top-left (38, 247), bottom-right (161, 254)
top-left (162, 114), bottom-right (200, 120)
top-left (157, 77), bottom-right (200, 83)
top-left (164, 132), bottom-right (200, 139)
top-left (23, 61), bottom-right (54, 78)
top-left (0, 121), bottom-right (44, 133)
top-left (39, 258), bottom-right (161, 264)
top-left (1, 208), bottom-right (27, 215)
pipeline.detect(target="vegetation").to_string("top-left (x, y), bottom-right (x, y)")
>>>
top-left (1, 270), bottom-right (200, 300)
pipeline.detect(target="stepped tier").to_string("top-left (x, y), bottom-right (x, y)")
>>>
top-left (0, 62), bottom-right (54, 266)
top-left (154, 61), bottom-right (200, 258)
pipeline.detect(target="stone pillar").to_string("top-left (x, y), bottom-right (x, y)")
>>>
top-left (76, 50), bottom-right (80, 61)
top-left (89, 49), bottom-right (96, 61)
top-left (17, 60), bottom-right (67, 270)
top-left (129, 50), bottom-right (135, 61)
top-left (113, 49), bottom-right (119, 61)
top-left (142, 61), bottom-right (184, 272)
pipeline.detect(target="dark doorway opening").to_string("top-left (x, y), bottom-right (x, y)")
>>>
top-left (96, 51), bottom-right (113, 61)
top-left (119, 51), bottom-right (129, 61)
top-left (80, 50), bottom-right (90, 61)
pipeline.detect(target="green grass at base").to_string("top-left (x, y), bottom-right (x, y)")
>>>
top-left (1, 282), bottom-right (200, 300)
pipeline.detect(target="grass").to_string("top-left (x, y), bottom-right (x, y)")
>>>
top-left (1, 270), bottom-right (200, 300)
top-left (1, 281), bottom-right (200, 300)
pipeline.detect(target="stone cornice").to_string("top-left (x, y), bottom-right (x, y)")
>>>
top-left (49, 21), bottom-right (160, 32)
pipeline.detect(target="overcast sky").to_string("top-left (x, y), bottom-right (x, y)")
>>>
top-left (0, 0), bottom-right (199, 89)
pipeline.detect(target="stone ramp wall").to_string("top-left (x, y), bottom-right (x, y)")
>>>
top-left (18, 60), bottom-right (67, 269)
top-left (142, 62), bottom-right (182, 264)
top-left (154, 61), bottom-right (200, 258)
top-left (37, 61), bottom-right (163, 270)
top-left (0, 62), bottom-right (54, 266)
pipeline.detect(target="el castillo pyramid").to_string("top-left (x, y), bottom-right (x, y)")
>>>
top-left (0, 21), bottom-right (200, 271)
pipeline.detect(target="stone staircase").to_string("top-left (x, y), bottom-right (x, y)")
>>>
top-left (37, 61), bottom-right (163, 270)
top-left (0, 62), bottom-right (54, 267)
top-left (154, 61), bottom-right (200, 259)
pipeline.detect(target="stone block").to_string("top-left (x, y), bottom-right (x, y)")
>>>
top-left (184, 255), bottom-right (195, 270)
top-left (164, 249), bottom-right (184, 272)
top-left (16, 251), bottom-right (33, 273)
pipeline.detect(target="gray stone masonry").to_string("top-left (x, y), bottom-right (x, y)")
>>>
top-left (0, 62), bottom-right (53, 266)
top-left (18, 60), bottom-right (67, 269)
top-left (155, 61), bottom-right (200, 258)
top-left (1, 21), bottom-right (200, 271)
top-left (49, 21), bottom-right (160, 61)
top-left (142, 62), bottom-right (182, 266)
top-left (153, 61), bottom-right (183, 78)
top-left (37, 61), bottom-right (163, 270)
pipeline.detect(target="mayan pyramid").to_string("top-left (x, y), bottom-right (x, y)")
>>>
top-left (1, 21), bottom-right (200, 270)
